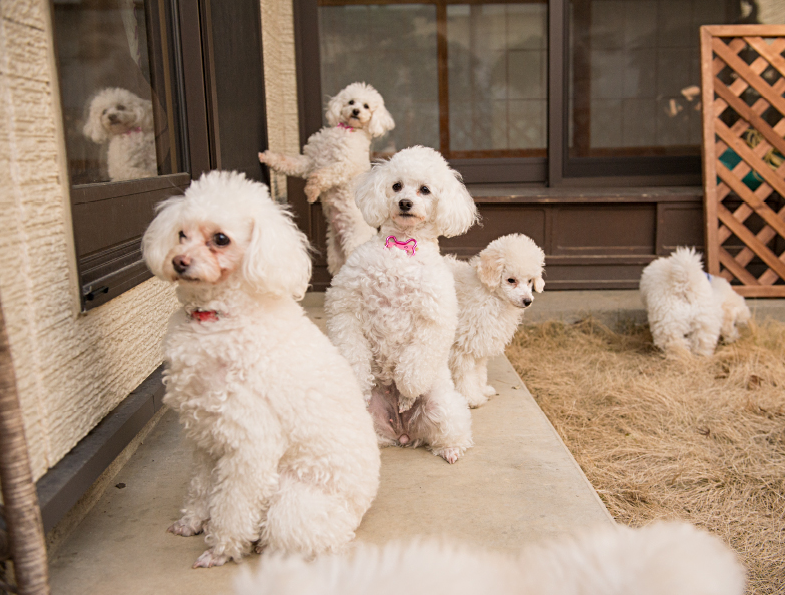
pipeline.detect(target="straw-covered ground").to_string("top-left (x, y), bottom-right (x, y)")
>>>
top-left (506, 318), bottom-right (785, 595)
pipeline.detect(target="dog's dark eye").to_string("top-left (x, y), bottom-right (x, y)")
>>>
top-left (102, 108), bottom-right (108, 115)
top-left (213, 232), bottom-right (230, 246)
top-left (348, 100), bottom-right (355, 105)
top-left (116, 104), bottom-right (125, 111)
top-left (420, 186), bottom-right (430, 195)
top-left (178, 231), bottom-right (187, 241)
top-left (392, 182), bottom-right (402, 192)
top-left (364, 103), bottom-right (369, 109)
top-left (507, 278), bottom-right (516, 284)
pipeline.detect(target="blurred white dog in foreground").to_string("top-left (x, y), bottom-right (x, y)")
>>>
top-left (326, 146), bottom-right (478, 463)
top-left (83, 87), bottom-right (157, 181)
top-left (640, 247), bottom-right (750, 357)
top-left (260, 82), bottom-right (394, 274)
top-left (235, 521), bottom-right (745, 595)
top-left (142, 171), bottom-right (379, 568)
top-left (448, 234), bottom-right (545, 408)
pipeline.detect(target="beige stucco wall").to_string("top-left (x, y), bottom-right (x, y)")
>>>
top-left (0, 0), bottom-right (179, 482)
top-left (260, 0), bottom-right (300, 201)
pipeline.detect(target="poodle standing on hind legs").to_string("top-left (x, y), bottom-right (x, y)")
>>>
top-left (326, 146), bottom-right (478, 464)
top-left (142, 171), bottom-right (379, 568)
top-left (259, 82), bottom-right (395, 274)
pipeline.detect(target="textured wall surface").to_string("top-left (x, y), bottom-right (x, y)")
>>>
top-left (0, 0), bottom-right (178, 481)
top-left (260, 0), bottom-right (300, 201)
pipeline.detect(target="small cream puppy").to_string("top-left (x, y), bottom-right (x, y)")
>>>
top-left (326, 146), bottom-right (478, 464)
top-left (640, 247), bottom-right (751, 357)
top-left (448, 234), bottom-right (545, 408)
top-left (142, 171), bottom-right (380, 568)
top-left (235, 521), bottom-right (745, 595)
top-left (259, 82), bottom-right (395, 274)
top-left (83, 87), bottom-right (157, 181)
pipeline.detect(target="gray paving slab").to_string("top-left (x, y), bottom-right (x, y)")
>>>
top-left (47, 301), bottom-right (613, 595)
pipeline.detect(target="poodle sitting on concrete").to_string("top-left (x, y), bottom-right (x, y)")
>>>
top-left (83, 87), bottom-right (157, 181)
top-left (259, 82), bottom-right (395, 275)
top-left (236, 521), bottom-right (745, 595)
top-left (448, 234), bottom-right (545, 408)
top-left (142, 171), bottom-right (380, 568)
top-left (325, 146), bottom-right (478, 464)
top-left (640, 247), bottom-right (751, 357)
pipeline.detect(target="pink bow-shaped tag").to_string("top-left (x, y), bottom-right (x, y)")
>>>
top-left (385, 235), bottom-right (417, 256)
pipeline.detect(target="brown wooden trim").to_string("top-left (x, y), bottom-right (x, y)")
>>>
top-left (734, 285), bottom-right (785, 297)
top-left (450, 149), bottom-right (547, 159)
top-left (70, 173), bottom-right (190, 206)
top-left (702, 24), bottom-right (785, 37)
top-left (701, 26), bottom-right (720, 276)
top-left (436, 0), bottom-right (450, 156)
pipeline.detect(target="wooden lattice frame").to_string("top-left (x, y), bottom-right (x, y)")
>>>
top-left (701, 25), bottom-right (785, 297)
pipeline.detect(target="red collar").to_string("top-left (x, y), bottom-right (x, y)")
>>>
top-left (337, 122), bottom-right (355, 132)
top-left (189, 309), bottom-right (221, 323)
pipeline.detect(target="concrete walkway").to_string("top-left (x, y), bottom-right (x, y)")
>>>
top-left (48, 294), bottom-right (613, 595)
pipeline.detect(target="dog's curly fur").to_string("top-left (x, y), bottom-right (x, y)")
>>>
top-left (259, 82), bottom-right (395, 275)
top-left (448, 234), bottom-right (545, 408)
top-left (235, 521), bottom-right (745, 595)
top-left (83, 87), bottom-right (157, 181)
top-left (325, 146), bottom-right (478, 464)
top-left (142, 171), bottom-right (380, 568)
top-left (640, 247), bottom-right (751, 357)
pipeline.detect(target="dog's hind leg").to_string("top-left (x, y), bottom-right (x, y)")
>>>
top-left (168, 445), bottom-right (214, 537)
top-left (261, 474), bottom-right (359, 558)
top-left (477, 358), bottom-right (497, 398)
top-left (450, 352), bottom-right (487, 408)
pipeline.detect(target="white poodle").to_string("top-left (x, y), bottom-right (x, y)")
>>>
top-left (142, 171), bottom-right (380, 568)
top-left (83, 87), bottom-right (157, 181)
top-left (447, 234), bottom-right (545, 408)
top-left (235, 521), bottom-right (746, 595)
top-left (259, 82), bottom-right (395, 275)
top-left (640, 247), bottom-right (751, 357)
top-left (325, 146), bottom-right (478, 464)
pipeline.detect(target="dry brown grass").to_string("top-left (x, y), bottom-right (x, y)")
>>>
top-left (506, 318), bottom-right (785, 595)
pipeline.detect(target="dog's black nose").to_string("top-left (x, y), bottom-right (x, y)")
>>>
top-left (352, 108), bottom-right (360, 116)
top-left (522, 297), bottom-right (533, 307)
top-left (398, 198), bottom-right (413, 212)
top-left (172, 255), bottom-right (190, 274)
top-left (108, 114), bottom-right (119, 123)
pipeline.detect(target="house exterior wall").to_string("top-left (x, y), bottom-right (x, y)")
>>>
top-left (0, 0), bottom-right (178, 482)
top-left (260, 0), bottom-right (300, 201)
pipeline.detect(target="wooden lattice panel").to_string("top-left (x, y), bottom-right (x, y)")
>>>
top-left (701, 25), bottom-right (785, 297)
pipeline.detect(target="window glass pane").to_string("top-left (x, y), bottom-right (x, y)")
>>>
top-left (569, 0), bottom-right (740, 158)
top-left (447, 2), bottom-right (547, 156)
top-left (53, 0), bottom-right (186, 184)
top-left (318, 4), bottom-right (439, 154)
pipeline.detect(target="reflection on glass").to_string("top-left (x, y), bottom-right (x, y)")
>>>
top-left (318, 4), bottom-right (439, 155)
top-left (569, 0), bottom-right (740, 158)
top-left (448, 2), bottom-right (547, 155)
top-left (53, 0), bottom-right (184, 184)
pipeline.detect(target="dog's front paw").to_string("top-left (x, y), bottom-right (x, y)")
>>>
top-left (435, 447), bottom-right (462, 464)
top-left (193, 549), bottom-right (229, 569)
top-left (304, 178), bottom-right (321, 203)
top-left (258, 150), bottom-right (268, 164)
top-left (167, 518), bottom-right (204, 537)
top-left (465, 393), bottom-right (489, 409)
top-left (482, 384), bottom-right (497, 398)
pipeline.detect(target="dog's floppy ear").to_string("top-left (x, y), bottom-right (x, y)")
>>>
top-left (142, 195), bottom-right (186, 279)
top-left (138, 98), bottom-right (154, 132)
top-left (534, 277), bottom-right (545, 293)
top-left (325, 92), bottom-right (344, 127)
top-left (83, 96), bottom-right (109, 143)
top-left (475, 242), bottom-right (505, 289)
top-left (434, 170), bottom-right (478, 238)
top-left (368, 104), bottom-right (395, 138)
top-left (354, 162), bottom-right (388, 228)
top-left (243, 187), bottom-right (312, 300)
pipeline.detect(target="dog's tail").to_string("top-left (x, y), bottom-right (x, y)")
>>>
top-left (234, 522), bottom-right (745, 595)
top-left (667, 246), bottom-right (706, 293)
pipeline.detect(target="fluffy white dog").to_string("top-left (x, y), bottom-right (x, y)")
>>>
top-left (235, 521), bottom-right (745, 595)
top-left (448, 234), bottom-right (545, 408)
top-left (325, 146), bottom-right (478, 464)
top-left (83, 87), bottom-right (157, 181)
top-left (640, 247), bottom-right (751, 357)
top-left (142, 171), bottom-right (380, 568)
top-left (259, 82), bottom-right (395, 275)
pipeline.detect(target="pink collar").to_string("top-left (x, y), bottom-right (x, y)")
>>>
top-left (189, 309), bottom-right (221, 323)
top-left (337, 122), bottom-right (355, 132)
top-left (385, 235), bottom-right (417, 256)
top-left (124, 126), bottom-right (143, 135)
